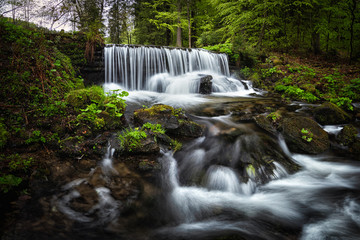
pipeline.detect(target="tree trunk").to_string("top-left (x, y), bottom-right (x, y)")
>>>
top-left (312, 31), bottom-right (321, 55)
top-left (187, 0), bottom-right (191, 48)
top-left (176, 0), bottom-right (182, 47)
top-left (349, 0), bottom-right (357, 64)
top-left (257, 17), bottom-right (266, 48)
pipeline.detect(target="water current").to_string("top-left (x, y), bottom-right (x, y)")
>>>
top-left (13, 45), bottom-right (360, 240)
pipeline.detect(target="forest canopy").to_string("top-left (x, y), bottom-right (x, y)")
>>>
top-left (1, 0), bottom-right (359, 61)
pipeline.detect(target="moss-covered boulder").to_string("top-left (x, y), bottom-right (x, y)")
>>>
top-left (134, 104), bottom-right (204, 138)
top-left (254, 113), bottom-right (280, 136)
top-left (281, 116), bottom-right (329, 154)
top-left (66, 85), bottom-right (105, 109)
top-left (313, 102), bottom-right (352, 125)
top-left (134, 104), bottom-right (179, 129)
top-left (336, 125), bottom-right (358, 146)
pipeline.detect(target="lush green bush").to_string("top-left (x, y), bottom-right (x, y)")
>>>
top-left (275, 84), bottom-right (319, 103)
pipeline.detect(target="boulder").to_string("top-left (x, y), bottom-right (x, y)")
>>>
top-left (281, 116), bottom-right (329, 154)
top-left (313, 102), bottom-right (352, 125)
top-left (134, 104), bottom-right (179, 130)
top-left (168, 120), bottom-right (204, 138)
top-left (199, 75), bottom-right (213, 94)
top-left (336, 124), bottom-right (358, 146)
top-left (254, 114), bottom-right (278, 136)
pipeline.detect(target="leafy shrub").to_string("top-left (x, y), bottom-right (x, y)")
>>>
top-left (25, 130), bottom-right (46, 144)
top-left (142, 122), bottom-right (166, 135)
top-left (275, 85), bottom-right (319, 103)
top-left (342, 78), bottom-right (360, 101)
top-left (239, 67), bottom-right (251, 79)
top-left (330, 97), bottom-right (353, 111)
top-left (118, 127), bottom-right (147, 152)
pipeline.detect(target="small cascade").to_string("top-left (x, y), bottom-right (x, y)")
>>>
top-left (53, 142), bottom-right (120, 226)
top-left (101, 142), bottom-right (117, 175)
top-left (105, 45), bottom-right (230, 91)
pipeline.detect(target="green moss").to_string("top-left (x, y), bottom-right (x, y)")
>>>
top-left (66, 85), bottom-right (105, 108)
top-left (135, 104), bottom-right (175, 117)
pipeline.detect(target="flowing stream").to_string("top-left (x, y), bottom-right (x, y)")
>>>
top-left (9, 46), bottom-right (360, 240)
top-left (103, 46), bottom-right (360, 239)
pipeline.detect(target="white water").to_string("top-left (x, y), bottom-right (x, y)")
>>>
top-left (155, 118), bottom-right (360, 240)
top-left (105, 45), bottom-right (230, 90)
top-left (104, 45), bottom-right (256, 108)
top-left (54, 143), bottom-right (121, 226)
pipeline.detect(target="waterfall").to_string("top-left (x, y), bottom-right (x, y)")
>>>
top-left (104, 45), bottom-right (230, 91)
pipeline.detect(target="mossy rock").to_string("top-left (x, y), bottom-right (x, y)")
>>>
top-left (66, 85), bottom-right (105, 109)
top-left (336, 124), bottom-right (358, 146)
top-left (98, 111), bottom-right (125, 130)
top-left (281, 116), bottom-right (329, 154)
top-left (254, 112), bottom-right (281, 136)
top-left (168, 120), bottom-right (204, 138)
top-left (134, 104), bottom-right (180, 130)
top-left (313, 102), bottom-right (353, 125)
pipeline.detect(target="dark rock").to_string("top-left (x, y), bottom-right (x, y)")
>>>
top-left (138, 160), bottom-right (161, 171)
top-left (254, 114), bottom-right (278, 135)
top-left (336, 124), bottom-right (358, 146)
top-left (350, 138), bottom-right (360, 156)
top-left (199, 75), bottom-right (213, 94)
top-left (281, 116), bottom-right (330, 154)
top-left (139, 136), bottom-right (161, 153)
top-left (313, 102), bottom-right (352, 125)
top-left (168, 120), bottom-right (204, 138)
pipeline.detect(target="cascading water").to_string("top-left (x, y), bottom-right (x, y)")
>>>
top-left (10, 46), bottom-right (360, 240)
top-left (104, 45), bottom-right (253, 98)
top-left (105, 45), bottom-right (230, 90)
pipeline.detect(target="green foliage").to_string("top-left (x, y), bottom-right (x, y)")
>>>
top-left (104, 89), bottom-right (129, 118)
top-left (301, 128), bottom-right (313, 143)
top-left (170, 139), bottom-right (182, 152)
top-left (275, 84), bottom-right (319, 103)
top-left (142, 122), bottom-right (166, 135)
top-left (0, 174), bottom-right (22, 193)
top-left (203, 43), bottom-right (239, 63)
top-left (330, 97), bottom-right (353, 111)
top-left (239, 67), bottom-right (251, 79)
top-left (267, 112), bottom-right (281, 122)
top-left (118, 127), bottom-right (147, 152)
top-left (25, 130), bottom-right (46, 144)
top-left (262, 67), bottom-right (282, 79)
top-left (76, 103), bottom-right (105, 130)
top-left (342, 78), bottom-right (360, 101)
top-left (7, 154), bottom-right (33, 172)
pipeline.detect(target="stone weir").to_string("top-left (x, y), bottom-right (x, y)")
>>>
top-left (104, 44), bottom-right (230, 90)
top-left (80, 47), bottom-right (105, 86)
